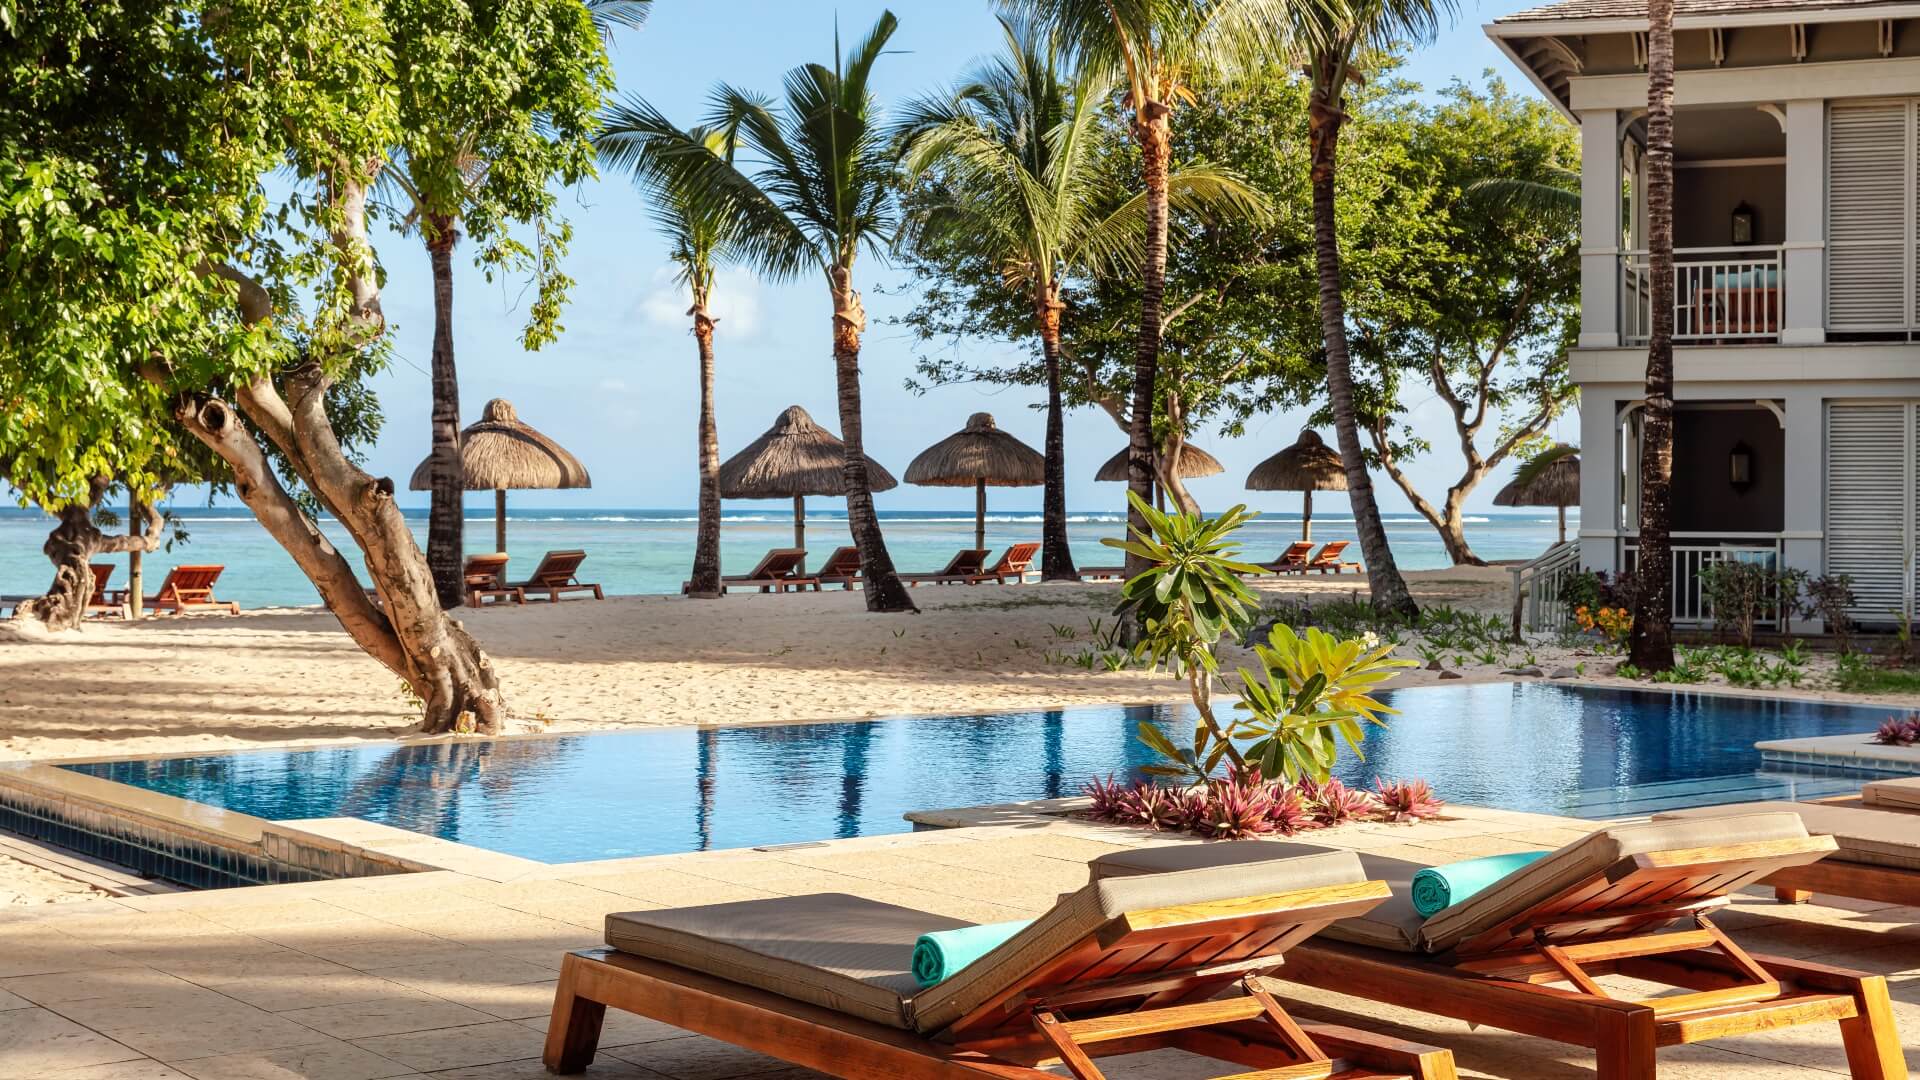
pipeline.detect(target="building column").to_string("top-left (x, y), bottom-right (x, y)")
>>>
top-left (1780, 390), bottom-right (1824, 630)
top-left (1579, 109), bottom-right (1622, 349)
top-left (1782, 99), bottom-right (1826, 345)
top-left (1579, 399), bottom-right (1623, 574)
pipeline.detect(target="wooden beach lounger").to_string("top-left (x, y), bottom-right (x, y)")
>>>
top-left (1089, 814), bottom-right (1906, 1079)
top-left (814, 546), bottom-right (865, 589)
top-left (462, 553), bottom-right (523, 607)
top-left (546, 850), bottom-right (1457, 1079)
top-left (1078, 565), bottom-right (1127, 581)
top-left (718, 548), bottom-right (819, 593)
top-left (119, 565), bottom-right (240, 615)
top-left (975, 541), bottom-right (1040, 584)
top-left (1656, 779), bottom-right (1920, 908)
top-left (1240, 540), bottom-right (1316, 575)
top-left (900, 548), bottom-right (990, 586)
top-left (1283, 541), bottom-right (1361, 575)
top-left (87, 563), bottom-right (128, 619)
top-left (511, 549), bottom-right (603, 602)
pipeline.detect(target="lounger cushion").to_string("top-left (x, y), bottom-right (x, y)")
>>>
top-left (605, 894), bottom-right (962, 1028)
top-left (910, 847), bottom-right (1366, 1034)
top-left (1863, 776), bottom-right (1920, 812)
top-left (1656, 801), bottom-right (1920, 872)
top-left (1419, 813), bottom-right (1809, 955)
top-left (1087, 841), bottom-right (1428, 952)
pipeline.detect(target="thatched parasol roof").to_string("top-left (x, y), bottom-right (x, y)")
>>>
top-left (407, 398), bottom-right (590, 492)
top-left (718, 405), bottom-right (897, 498)
top-left (1494, 445), bottom-right (1580, 508)
top-left (904, 412), bottom-right (1044, 487)
top-left (1246, 430), bottom-right (1347, 492)
top-left (1094, 443), bottom-right (1224, 482)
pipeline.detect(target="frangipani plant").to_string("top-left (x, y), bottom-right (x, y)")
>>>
top-left (1233, 625), bottom-right (1415, 783)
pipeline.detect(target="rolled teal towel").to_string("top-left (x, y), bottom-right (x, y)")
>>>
top-left (1411, 851), bottom-right (1551, 918)
top-left (912, 919), bottom-right (1032, 988)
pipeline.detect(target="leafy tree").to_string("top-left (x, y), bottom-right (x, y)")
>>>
top-left (998, 0), bottom-right (1288, 585)
top-left (1631, 0), bottom-right (1679, 672)
top-left (1348, 79), bottom-right (1579, 565)
top-left (1287, 0), bottom-right (1457, 619)
top-left (613, 12), bottom-right (916, 612)
top-left (598, 104), bottom-right (738, 598)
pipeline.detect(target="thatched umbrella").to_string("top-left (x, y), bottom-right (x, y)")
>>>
top-left (904, 412), bottom-right (1044, 552)
top-left (1246, 429), bottom-right (1347, 541)
top-left (1495, 444), bottom-right (1580, 543)
top-left (408, 398), bottom-right (590, 552)
top-left (718, 405), bottom-right (898, 562)
top-left (1094, 442), bottom-right (1224, 510)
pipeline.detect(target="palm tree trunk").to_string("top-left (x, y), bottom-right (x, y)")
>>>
top-left (1308, 69), bottom-right (1417, 620)
top-left (687, 301), bottom-right (723, 598)
top-left (1630, 0), bottom-right (1678, 672)
top-left (1034, 282), bottom-right (1076, 581)
top-left (1123, 102), bottom-right (1172, 583)
top-left (830, 269), bottom-right (915, 613)
top-left (425, 215), bottom-right (466, 609)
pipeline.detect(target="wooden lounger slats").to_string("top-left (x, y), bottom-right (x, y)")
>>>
top-left (512, 549), bottom-right (603, 601)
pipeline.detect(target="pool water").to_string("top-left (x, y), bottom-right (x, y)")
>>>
top-left (63, 684), bottom-right (1903, 863)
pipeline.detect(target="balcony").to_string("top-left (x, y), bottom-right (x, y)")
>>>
top-left (1621, 246), bottom-right (1783, 346)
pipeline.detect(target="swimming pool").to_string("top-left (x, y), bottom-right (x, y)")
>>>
top-left (62, 683), bottom-right (1903, 863)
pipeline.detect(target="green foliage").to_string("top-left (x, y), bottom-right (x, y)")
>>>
top-left (1835, 654), bottom-right (1920, 695)
top-left (1107, 492), bottom-right (1267, 675)
top-left (1233, 626), bottom-right (1414, 783)
top-left (1699, 561), bottom-right (1805, 649)
top-left (1798, 574), bottom-right (1857, 654)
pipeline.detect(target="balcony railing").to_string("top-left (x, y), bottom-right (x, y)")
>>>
top-left (1621, 246), bottom-right (1783, 344)
top-left (1620, 533), bottom-right (1785, 629)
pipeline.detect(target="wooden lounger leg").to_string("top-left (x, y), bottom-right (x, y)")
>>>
top-left (1592, 1007), bottom-right (1656, 1080)
top-left (1774, 885), bottom-right (1813, 904)
top-left (1838, 976), bottom-right (1906, 1080)
top-left (1298, 1023), bottom-right (1459, 1080)
top-left (544, 953), bottom-right (607, 1074)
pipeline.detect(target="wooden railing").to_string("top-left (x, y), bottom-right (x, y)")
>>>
top-left (1620, 534), bottom-right (1786, 628)
top-left (1621, 246), bottom-right (1784, 344)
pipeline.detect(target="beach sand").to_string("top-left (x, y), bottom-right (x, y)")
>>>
top-left (1, 565), bottom-right (1908, 903)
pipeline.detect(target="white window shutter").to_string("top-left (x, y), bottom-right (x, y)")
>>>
top-left (1826, 403), bottom-right (1912, 620)
top-left (1827, 102), bottom-right (1911, 332)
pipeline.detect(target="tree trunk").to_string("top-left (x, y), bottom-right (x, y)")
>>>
top-left (687, 301), bottom-right (724, 598)
top-left (1630, 0), bottom-right (1678, 673)
top-left (1123, 101), bottom-right (1172, 585)
top-left (1034, 282), bottom-right (1076, 580)
top-left (127, 493), bottom-right (145, 619)
top-left (829, 268), bottom-right (915, 613)
top-left (1159, 390), bottom-right (1200, 516)
top-left (13, 478), bottom-right (163, 632)
top-left (1368, 422), bottom-right (1489, 567)
top-left (1308, 66), bottom-right (1417, 620)
top-left (425, 215), bottom-right (466, 609)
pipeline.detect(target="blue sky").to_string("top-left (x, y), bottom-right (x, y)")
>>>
top-left (363, 0), bottom-right (1565, 514)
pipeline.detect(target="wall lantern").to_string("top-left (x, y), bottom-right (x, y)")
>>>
top-left (1731, 202), bottom-right (1756, 245)
top-left (1729, 440), bottom-right (1754, 492)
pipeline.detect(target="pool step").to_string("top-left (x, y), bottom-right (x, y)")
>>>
top-left (1563, 768), bottom-right (1875, 820)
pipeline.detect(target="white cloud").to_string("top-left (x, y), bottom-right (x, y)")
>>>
top-left (636, 265), bottom-right (764, 341)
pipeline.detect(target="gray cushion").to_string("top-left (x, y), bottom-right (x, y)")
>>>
top-left (1657, 801), bottom-right (1920, 872)
top-left (1863, 776), bottom-right (1920, 812)
top-left (605, 894), bottom-right (963, 1028)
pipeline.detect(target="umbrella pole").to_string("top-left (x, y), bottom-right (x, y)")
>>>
top-left (1558, 504), bottom-right (1567, 545)
top-left (1302, 489), bottom-right (1313, 542)
top-left (974, 479), bottom-right (986, 553)
top-left (794, 494), bottom-right (806, 572)
top-left (494, 489), bottom-right (507, 553)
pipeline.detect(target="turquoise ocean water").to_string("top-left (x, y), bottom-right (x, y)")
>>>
top-left (0, 505), bottom-right (1572, 608)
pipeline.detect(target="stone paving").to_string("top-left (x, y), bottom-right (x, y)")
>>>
top-left (0, 806), bottom-right (1915, 1079)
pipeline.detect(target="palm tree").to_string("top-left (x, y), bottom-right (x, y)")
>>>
top-left (998, 0), bottom-right (1291, 584)
top-left (598, 105), bottom-right (735, 597)
top-left (1630, 0), bottom-right (1678, 671)
top-left (1289, 0), bottom-right (1455, 620)
top-left (895, 17), bottom-right (1261, 583)
top-left (603, 12), bottom-right (914, 612)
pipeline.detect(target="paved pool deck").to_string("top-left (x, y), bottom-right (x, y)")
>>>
top-left (1, 806), bottom-right (1915, 1080)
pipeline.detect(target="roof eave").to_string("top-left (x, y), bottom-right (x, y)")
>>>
top-left (1484, 26), bottom-right (1580, 120)
top-left (1488, 2), bottom-right (1920, 38)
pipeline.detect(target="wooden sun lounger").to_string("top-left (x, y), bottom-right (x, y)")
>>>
top-left (1239, 540), bottom-right (1316, 576)
top-left (901, 548), bottom-right (990, 586)
top-left (462, 553), bottom-right (523, 607)
top-left (86, 563), bottom-right (127, 619)
top-left (715, 548), bottom-right (819, 594)
top-left (969, 541), bottom-right (1040, 584)
top-left (1089, 815), bottom-right (1905, 1079)
top-left (115, 565), bottom-right (240, 615)
top-left (814, 546), bottom-right (864, 589)
top-left (1281, 540), bottom-right (1360, 575)
top-left (510, 549), bottom-right (603, 602)
top-left (546, 850), bottom-right (1457, 1079)
top-left (1656, 781), bottom-right (1920, 908)
top-left (1078, 565), bottom-right (1127, 581)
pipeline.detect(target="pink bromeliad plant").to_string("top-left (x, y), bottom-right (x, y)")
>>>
top-left (1081, 766), bottom-right (1443, 839)
top-left (1873, 715), bottom-right (1920, 746)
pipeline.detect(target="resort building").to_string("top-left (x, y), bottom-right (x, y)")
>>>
top-left (1491, 0), bottom-right (1920, 629)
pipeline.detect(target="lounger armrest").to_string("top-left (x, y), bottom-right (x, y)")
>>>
top-left (1622, 835), bottom-right (1836, 882)
top-left (1096, 880), bottom-right (1389, 949)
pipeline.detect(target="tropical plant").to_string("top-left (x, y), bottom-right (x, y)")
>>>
top-left (1630, 0), bottom-right (1679, 672)
top-left (1233, 624), bottom-right (1415, 783)
top-left (1307, 777), bottom-right (1378, 825)
top-left (1002, 0), bottom-right (1293, 587)
top-left (611, 12), bottom-right (914, 611)
top-left (1699, 561), bottom-right (1804, 649)
top-left (1799, 574), bottom-right (1857, 654)
top-left (1287, 0), bottom-right (1455, 617)
top-left (896, 15), bottom-right (1263, 581)
top-left (1108, 491), bottom-right (1266, 778)
top-left (598, 105), bottom-right (741, 597)
top-left (1873, 716), bottom-right (1920, 746)
top-left (1375, 778), bottom-right (1444, 822)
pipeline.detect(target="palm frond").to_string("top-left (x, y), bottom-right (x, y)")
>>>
top-left (1467, 172), bottom-right (1579, 218)
top-left (583, 0), bottom-right (651, 41)
top-left (1070, 162), bottom-right (1269, 279)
